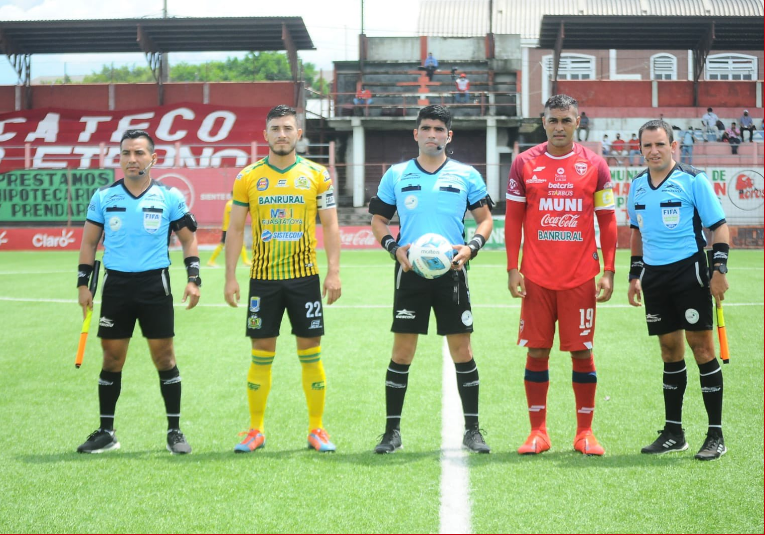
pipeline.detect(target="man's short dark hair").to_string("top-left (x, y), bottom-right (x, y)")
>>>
top-left (266, 105), bottom-right (298, 124)
top-left (121, 130), bottom-right (155, 152)
top-left (417, 105), bottom-right (452, 130)
top-left (707, 107), bottom-right (713, 112)
top-left (544, 94), bottom-right (579, 114)
top-left (639, 119), bottom-right (674, 144)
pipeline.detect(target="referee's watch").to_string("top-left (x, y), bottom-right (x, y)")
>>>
top-left (712, 264), bottom-right (728, 275)
top-left (188, 275), bottom-right (202, 287)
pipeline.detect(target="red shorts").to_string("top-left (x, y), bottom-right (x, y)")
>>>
top-left (517, 278), bottom-right (597, 352)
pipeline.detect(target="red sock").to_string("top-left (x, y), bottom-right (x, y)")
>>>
top-left (572, 355), bottom-right (597, 432)
top-left (524, 355), bottom-right (549, 432)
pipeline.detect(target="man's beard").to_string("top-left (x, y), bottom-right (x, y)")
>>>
top-left (270, 142), bottom-right (295, 155)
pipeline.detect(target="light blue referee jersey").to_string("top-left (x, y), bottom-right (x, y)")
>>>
top-left (86, 179), bottom-right (189, 272)
top-left (627, 163), bottom-right (726, 266)
top-left (376, 158), bottom-right (488, 245)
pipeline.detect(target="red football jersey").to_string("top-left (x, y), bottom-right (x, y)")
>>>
top-left (507, 142), bottom-right (614, 290)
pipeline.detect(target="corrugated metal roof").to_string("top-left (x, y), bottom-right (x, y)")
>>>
top-left (418, 0), bottom-right (764, 41)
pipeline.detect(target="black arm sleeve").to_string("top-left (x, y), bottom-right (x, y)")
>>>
top-left (467, 195), bottom-right (495, 212)
top-left (368, 196), bottom-right (397, 219)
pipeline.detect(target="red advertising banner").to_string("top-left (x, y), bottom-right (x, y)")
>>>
top-left (0, 103), bottom-right (270, 173)
top-left (0, 227), bottom-right (83, 250)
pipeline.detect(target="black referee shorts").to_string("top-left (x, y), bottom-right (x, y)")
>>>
top-left (641, 251), bottom-right (713, 336)
top-left (391, 262), bottom-right (473, 336)
top-left (98, 268), bottom-right (175, 339)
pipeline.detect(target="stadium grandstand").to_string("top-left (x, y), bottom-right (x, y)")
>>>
top-left (0, 4), bottom-right (762, 251)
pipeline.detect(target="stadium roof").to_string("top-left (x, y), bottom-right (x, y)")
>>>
top-left (418, 0), bottom-right (765, 44)
top-left (537, 15), bottom-right (764, 50)
top-left (0, 17), bottom-right (314, 55)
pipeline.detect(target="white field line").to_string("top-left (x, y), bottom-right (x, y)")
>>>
top-left (1, 296), bottom-right (762, 310)
top-left (440, 337), bottom-right (471, 534)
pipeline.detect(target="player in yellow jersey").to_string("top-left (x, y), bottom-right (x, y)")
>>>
top-left (207, 197), bottom-right (251, 267)
top-left (224, 105), bottom-right (342, 453)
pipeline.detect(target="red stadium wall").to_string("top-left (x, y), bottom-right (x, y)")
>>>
top-left (557, 81), bottom-right (653, 107)
top-left (657, 81), bottom-right (695, 107)
top-left (698, 81), bottom-right (758, 108)
top-left (0, 81), bottom-right (301, 113)
top-left (33, 84), bottom-right (111, 110)
top-left (556, 80), bottom-right (758, 109)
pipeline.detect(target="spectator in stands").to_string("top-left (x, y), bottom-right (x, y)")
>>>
top-left (421, 52), bottom-right (438, 81)
top-left (701, 108), bottom-right (719, 140)
top-left (577, 111), bottom-right (590, 141)
top-left (353, 86), bottom-right (373, 106)
top-left (628, 133), bottom-right (643, 166)
top-left (454, 73), bottom-right (470, 103)
top-left (725, 122), bottom-right (742, 155)
top-left (353, 86), bottom-right (373, 117)
top-left (680, 127), bottom-right (694, 166)
top-left (739, 110), bottom-right (755, 142)
top-left (611, 133), bottom-right (627, 165)
top-left (601, 134), bottom-right (612, 161)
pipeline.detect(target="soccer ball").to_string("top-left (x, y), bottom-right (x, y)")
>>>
top-left (408, 233), bottom-right (455, 279)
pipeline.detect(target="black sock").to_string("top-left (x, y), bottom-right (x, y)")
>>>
top-left (698, 358), bottom-right (723, 433)
top-left (158, 366), bottom-right (182, 430)
top-left (98, 370), bottom-right (122, 430)
top-left (662, 360), bottom-right (687, 434)
top-left (385, 360), bottom-right (410, 432)
top-left (455, 359), bottom-right (480, 429)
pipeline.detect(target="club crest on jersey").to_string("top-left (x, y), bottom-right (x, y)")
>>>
top-left (295, 176), bottom-right (310, 190)
top-left (143, 212), bottom-right (161, 233)
top-left (257, 178), bottom-right (269, 191)
top-left (575, 162), bottom-right (588, 176)
top-left (661, 207), bottom-right (680, 229)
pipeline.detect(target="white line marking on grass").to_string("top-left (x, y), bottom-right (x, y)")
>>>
top-left (440, 337), bottom-right (471, 534)
top-left (1, 296), bottom-right (763, 311)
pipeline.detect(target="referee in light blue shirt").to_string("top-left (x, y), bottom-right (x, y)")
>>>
top-left (75, 130), bottom-right (201, 455)
top-left (627, 119), bottom-right (730, 461)
top-left (369, 105), bottom-right (494, 455)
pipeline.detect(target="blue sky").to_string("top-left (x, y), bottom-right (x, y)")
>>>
top-left (0, 0), bottom-right (421, 84)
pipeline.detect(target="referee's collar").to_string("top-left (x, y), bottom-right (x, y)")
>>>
top-left (414, 157), bottom-right (450, 175)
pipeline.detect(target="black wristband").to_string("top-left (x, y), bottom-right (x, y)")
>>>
top-left (77, 264), bottom-right (93, 288)
top-left (711, 243), bottom-right (729, 266)
top-left (629, 255), bottom-right (644, 281)
top-left (184, 256), bottom-right (200, 278)
top-left (381, 234), bottom-right (400, 260)
top-left (467, 234), bottom-right (486, 259)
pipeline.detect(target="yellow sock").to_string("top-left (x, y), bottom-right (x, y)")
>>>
top-left (298, 346), bottom-right (325, 431)
top-left (247, 349), bottom-right (275, 432)
top-left (241, 246), bottom-right (250, 264)
top-left (209, 243), bottom-right (224, 263)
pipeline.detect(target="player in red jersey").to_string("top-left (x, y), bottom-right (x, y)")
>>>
top-left (505, 94), bottom-right (617, 456)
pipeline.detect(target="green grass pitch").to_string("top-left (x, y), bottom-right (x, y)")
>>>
top-left (0, 248), bottom-right (762, 533)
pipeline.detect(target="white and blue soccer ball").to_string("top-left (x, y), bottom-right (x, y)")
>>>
top-left (408, 233), bottom-right (455, 279)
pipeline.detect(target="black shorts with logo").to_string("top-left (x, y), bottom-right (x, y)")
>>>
top-left (98, 268), bottom-right (175, 339)
top-left (641, 250), bottom-right (713, 336)
top-left (246, 275), bottom-right (325, 338)
top-left (391, 262), bottom-right (473, 336)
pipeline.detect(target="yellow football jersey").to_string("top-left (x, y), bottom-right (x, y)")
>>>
top-left (233, 156), bottom-right (335, 280)
top-left (221, 199), bottom-right (233, 232)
